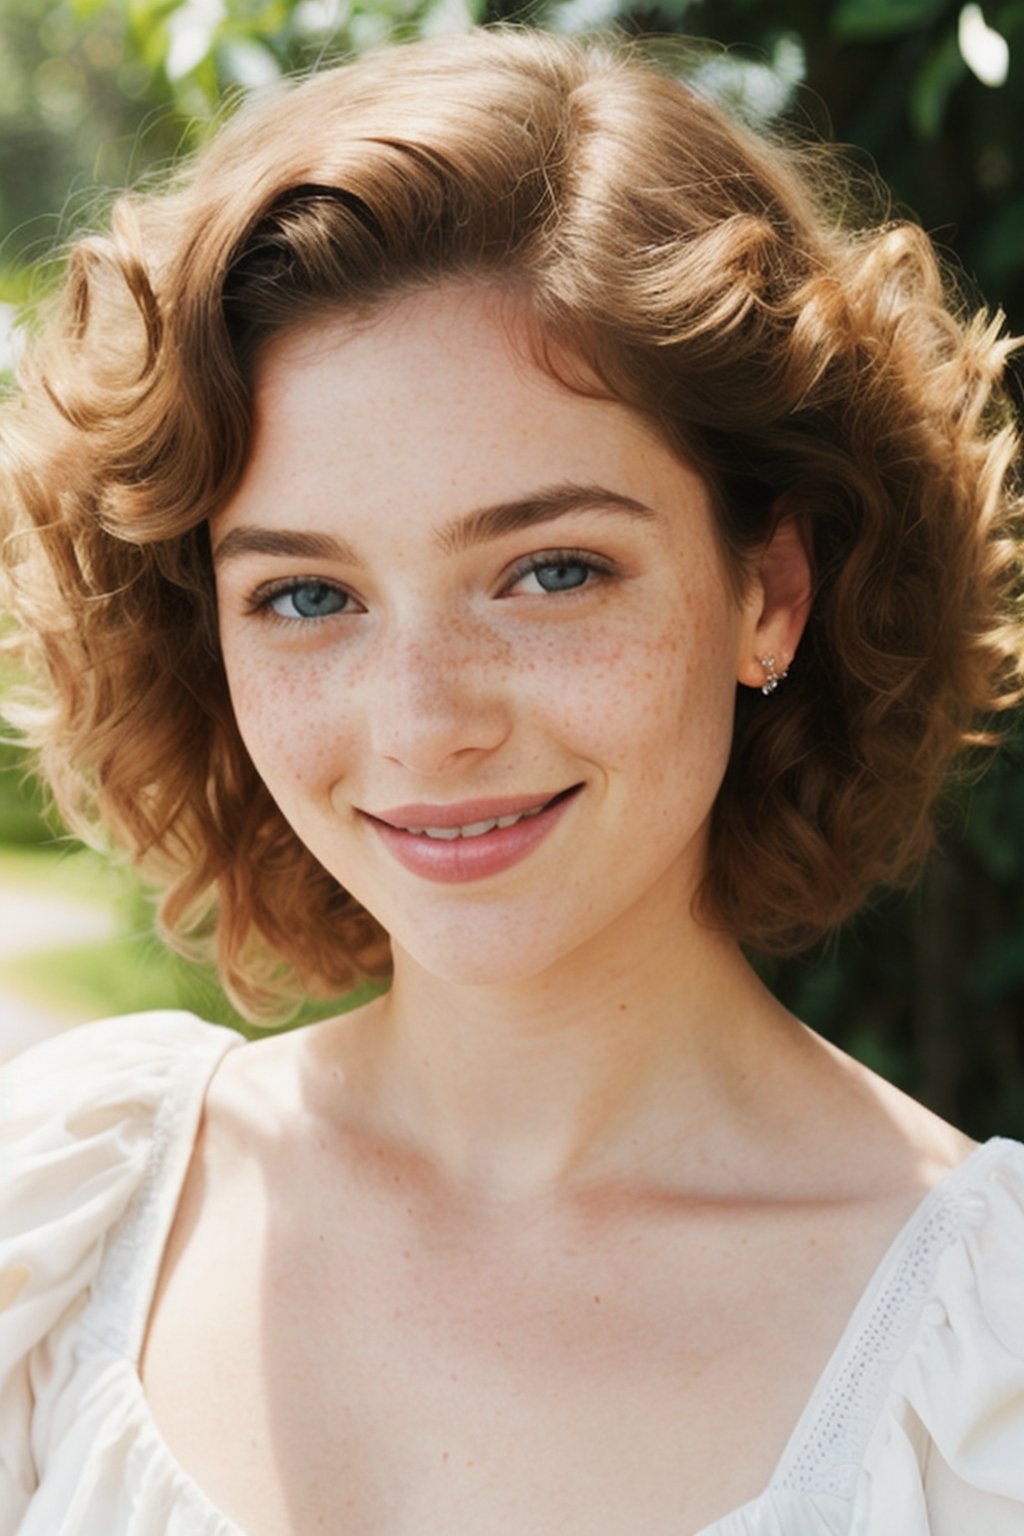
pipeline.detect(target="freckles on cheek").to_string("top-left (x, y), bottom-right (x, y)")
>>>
top-left (615, 624), bottom-right (695, 710)
top-left (603, 610), bottom-right (733, 783)
top-left (228, 658), bottom-right (337, 785)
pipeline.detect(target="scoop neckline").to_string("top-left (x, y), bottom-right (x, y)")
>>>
top-left (112, 1031), bottom-right (1011, 1536)
top-left (691, 1134), bottom-right (1011, 1532)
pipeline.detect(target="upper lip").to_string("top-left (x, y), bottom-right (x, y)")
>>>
top-left (364, 789), bottom-right (577, 830)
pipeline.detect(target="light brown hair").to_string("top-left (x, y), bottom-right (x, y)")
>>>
top-left (2, 27), bottom-right (1022, 1016)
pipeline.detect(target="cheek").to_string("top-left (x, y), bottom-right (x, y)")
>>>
top-left (223, 649), bottom-right (350, 798)
top-left (538, 587), bottom-right (735, 762)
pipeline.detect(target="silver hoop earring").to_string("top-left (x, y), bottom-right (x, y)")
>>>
top-left (758, 655), bottom-right (789, 695)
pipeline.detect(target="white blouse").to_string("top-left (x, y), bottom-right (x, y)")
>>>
top-left (2, 1011), bottom-right (1024, 1536)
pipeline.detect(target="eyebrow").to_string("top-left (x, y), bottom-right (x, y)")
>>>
top-left (211, 482), bottom-right (660, 568)
top-left (212, 526), bottom-right (354, 567)
top-left (436, 483), bottom-right (659, 555)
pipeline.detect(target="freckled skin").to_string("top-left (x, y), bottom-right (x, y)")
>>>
top-left (145, 314), bottom-right (974, 1536)
top-left (212, 285), bottom-right (763, 987)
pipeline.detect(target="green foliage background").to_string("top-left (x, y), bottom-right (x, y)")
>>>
top-left (1, 0), bottom-right (1022, 1132)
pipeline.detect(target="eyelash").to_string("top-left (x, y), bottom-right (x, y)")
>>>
top-left (245, 548), bottom-right (619, 626)
top-left (246, 577), bottom-right (358, 625)
top-left (502, 548), bottom-right (618, 596)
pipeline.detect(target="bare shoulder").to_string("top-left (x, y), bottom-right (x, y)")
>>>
top-left (197, 1007), bottom-right (364, 1142)
top-left (776, 1016), bottom-right (979, 1205)
top-left (200, 1025), bottom-right (308, 1144)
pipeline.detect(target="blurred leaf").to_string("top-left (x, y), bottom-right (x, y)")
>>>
top-left (975, 197), bottom-right (1024, 286)
top-left (0, 265), bottom-right (34, 306)
top-left (833, 0), bottom-right (949, 40)
top-left (68, 0), bottom-right (117, 21)
top-left (217, 32), bottom-right (283, 85)
top-left (126, 0), bottom-right (183, 38)
top-left (909, 27), bottom-right (965, 136)
top-left (0, 746), bottom-right (55, 844)
top-left (973, 929), bottom-right (1024, 1002)
top-left (126, 0), bottom-right (185, 27)
top-left (689, 35), bottom-right (806, 124)
top-left (643, 0), bottom-right (704, 21)
top-left (958, 759), bottom-right (1024, 879)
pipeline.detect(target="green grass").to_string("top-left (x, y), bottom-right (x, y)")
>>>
top-left (0, 842), bottom-right (381, 1037)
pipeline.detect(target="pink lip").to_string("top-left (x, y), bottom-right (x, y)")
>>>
top-left (362, 786), bottom-right (581, 884)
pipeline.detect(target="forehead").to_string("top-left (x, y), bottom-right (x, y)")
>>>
top-left (221, 283), bottom-right (711, 537)
top-left (251, 283), bottom-right (600, 442)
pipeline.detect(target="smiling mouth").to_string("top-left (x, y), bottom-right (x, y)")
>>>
top-left (405, 810), bottom-right (543, 840)
top-left (371, 786), bottom-right (582, 839)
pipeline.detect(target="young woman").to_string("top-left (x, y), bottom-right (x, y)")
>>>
top-left (2, 27), bottom-right (1023, 1536)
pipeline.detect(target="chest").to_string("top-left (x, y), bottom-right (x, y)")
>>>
top-left (139, 1160), bottom-right (890, 1536)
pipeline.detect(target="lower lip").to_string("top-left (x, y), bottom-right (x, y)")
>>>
top-left (365, 790), bottom-right (580, 884)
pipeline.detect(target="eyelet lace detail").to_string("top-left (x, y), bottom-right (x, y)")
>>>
top-left (81, 1027), bottom-right (241, 1359)
top-left (771, 1149), bottom-right (999, 1501)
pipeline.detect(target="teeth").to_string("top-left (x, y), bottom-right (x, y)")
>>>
top-left (404, 803), bottom-right (550, 839)
top-left (460, 818), bottom-right (500, 837)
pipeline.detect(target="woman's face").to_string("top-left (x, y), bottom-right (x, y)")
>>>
top-left (211, 285), bottom-right (765, 986)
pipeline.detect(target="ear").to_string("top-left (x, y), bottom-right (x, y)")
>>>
top-left (735, 514), bottom-right (813, 691)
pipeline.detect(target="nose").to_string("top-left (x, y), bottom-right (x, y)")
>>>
top-left (366, 616), bottom-right (512, 777)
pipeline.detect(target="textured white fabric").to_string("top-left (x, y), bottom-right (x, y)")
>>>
top-left (2, 1011), bottom-right (1023, 1536)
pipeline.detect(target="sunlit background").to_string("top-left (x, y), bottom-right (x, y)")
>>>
top-left (1, 0), bottom-right (1022, 1140)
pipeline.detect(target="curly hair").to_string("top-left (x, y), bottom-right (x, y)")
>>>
top-left (2, 27), bottom-right (1022, 1018)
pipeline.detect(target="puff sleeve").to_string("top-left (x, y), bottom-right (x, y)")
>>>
top-left (854, 1139), bottom-right (1024, 1534)
top-left (0, 1013), bottom-right (240, 1534)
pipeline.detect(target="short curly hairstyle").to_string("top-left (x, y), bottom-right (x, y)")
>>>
top-left (2, 27), bottom-right (1022, 1017)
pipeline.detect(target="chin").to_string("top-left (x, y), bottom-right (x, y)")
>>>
top-left (388, 911), bottom-right (599, 991)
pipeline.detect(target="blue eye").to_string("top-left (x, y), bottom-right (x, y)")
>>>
top-left (531, 561), bottom-right (590, 592)
top-left (266, 580), bottom-right (350, 619)
top-left (510, 551), bottom-right (614, 596)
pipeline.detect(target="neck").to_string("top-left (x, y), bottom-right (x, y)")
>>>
top-left (333, 904), bottom-right (795, 1205)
